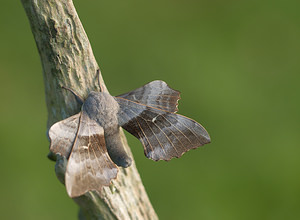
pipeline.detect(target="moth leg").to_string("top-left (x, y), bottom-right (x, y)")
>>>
top-left (62, 86), bottom-right (84, 105)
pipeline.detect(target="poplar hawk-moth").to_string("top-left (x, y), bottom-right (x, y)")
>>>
top-left (48, 72), bottom-right (211, 198)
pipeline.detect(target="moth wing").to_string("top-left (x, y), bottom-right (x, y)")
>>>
top-left (116, 80), bottom-right (181, 113)
top-left (115, 97), bottom-right (210, 161)
top-left (66, 111), bottom-right (118, 198)
top-left (49, 113), bottom-right (80, 158)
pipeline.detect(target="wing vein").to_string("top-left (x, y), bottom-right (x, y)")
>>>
top-left (167, 114), bottom-right (202, 143)
top-left (121, 110), bottom-right (149, 153)
top-left (135, 118), bottom-right (154, 153)
top-left (152, 121), bottom-right (180, 156)
top-left (127, 108), bottom-right (167, 157)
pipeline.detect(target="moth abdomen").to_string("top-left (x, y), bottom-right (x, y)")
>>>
top-left (105, 129), bottom-right (132, 168)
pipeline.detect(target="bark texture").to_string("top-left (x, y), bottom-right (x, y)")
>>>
top-left (21, 0), bottom-right (158, 219)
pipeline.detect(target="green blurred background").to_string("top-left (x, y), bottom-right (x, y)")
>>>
top-left (1, 0), bottom-right (300, 219)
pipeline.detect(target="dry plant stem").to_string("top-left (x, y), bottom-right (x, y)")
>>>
top-left (21, 0), bottom-right (158, 219)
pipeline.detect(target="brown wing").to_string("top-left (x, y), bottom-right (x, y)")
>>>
top-left (49, 113), bottom-right (80, 158)
top-left (66, 111), bottom-right (118, 198)
top-left (115, 97), bottom-right (210, 161)
top-left (116, 80), bottom-right (181, 113)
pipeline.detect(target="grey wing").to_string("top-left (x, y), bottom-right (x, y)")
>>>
top-left (66, 110), bottom-right (118, 198)
top-left (115, 97), bottom-right (211, 161)
top-left (116, 80), bottom-right (180, 113)
top-left (49, 113), bottom-right (80, 158)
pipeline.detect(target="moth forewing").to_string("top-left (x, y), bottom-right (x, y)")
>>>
top-left (65, 110), bottom-right (118, 198)
top-left (48, 113), bottom-right (81, 158)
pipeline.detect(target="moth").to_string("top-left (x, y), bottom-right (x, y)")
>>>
top-left (49, 72), bottom-right (211, 198)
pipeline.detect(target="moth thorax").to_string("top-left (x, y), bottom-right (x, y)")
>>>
top-left (83, 92), bottom-right (120, 128)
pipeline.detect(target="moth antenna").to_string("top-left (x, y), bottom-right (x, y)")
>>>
top-left (62, 86), bottom-right (84, 105)
top-left (97, 69), bottom-right (104, 92)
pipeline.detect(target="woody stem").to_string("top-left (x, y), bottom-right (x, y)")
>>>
top-left (20, 0), bottom-right (158, 219)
